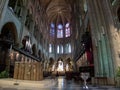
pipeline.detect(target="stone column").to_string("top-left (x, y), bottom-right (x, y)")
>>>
top-left (100, 0), bottom-right (119, 77)
top-left (87, 0), bottom-right (104, 77)
top-left (97, 38), bottom-right (104, 77)
top-left (95, 0), bottom-right (115, 77)
top-left (88, 0), bottom-right (112, 77)
top-left (88, 0), bottom-right (115, 77)
top-left (94, 0), bottom-right (107, 77)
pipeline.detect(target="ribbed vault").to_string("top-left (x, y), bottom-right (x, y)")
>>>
top-left (40, 0), bottom-right (74, 24)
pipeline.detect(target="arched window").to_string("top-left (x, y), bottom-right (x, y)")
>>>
top-left (57, 45), bottom-right (63, 54)
top-left (50, 23), bottom-right (55, 37)
top-left (117, 7), bottom-right (120, 22)
top-left (49, 44), bottom-right (52, 53)
top-left (60, 45), bottom-right (63, 54)
top-left (65, 23), bottom-right (70, 37)
top-left (57, 24), bottom-right (63, 38)
top-left (62, 46), bottom-right (63, 53)
top-left (57, 45), bottom-right (60, 54)
top-left (65, 43), bottom-right (71, 53)
top-left (50, 44), bottom-right (54, 53)
top-left (68, 44), bottom-right (71, 53)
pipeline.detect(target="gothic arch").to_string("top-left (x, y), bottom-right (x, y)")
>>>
top-left (57, 57), bottom-right (63, 61)
top-left (65, 58), bottom-right (73, 67)
top-left (49, 57), bottom-right (55, 66)
top-left (0, 22), bottom-right (18, 45)
top-left (56, 57), bottom-right (64, 65)
top-left (66, 57), bottom-right (71, 63)
top-left (48, 57), bottom-right (55, 72)
top-left (0, 22), bottom-right (18, 77)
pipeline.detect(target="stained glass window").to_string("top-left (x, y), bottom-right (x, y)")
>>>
top-left (60, 45), bottom-right (63, 54)
top-left (61, 46), bottom-right (63, 53)
top-left (65, 43), bottom-right (71, 53)
top-left (49, 44), bottom-right (52, 53)
top-left (57, 45), bottom-right (60, 53)
top-left (50, 23), bottom-right (55, 37)
top-left (68, 44), bottom-right (71, 53)
top-left (57, 24), bottom-right (63, 38)
top-left (65, 23), bottom-right (70, 37)
top-left (57, 45), bottom-right (63, 54)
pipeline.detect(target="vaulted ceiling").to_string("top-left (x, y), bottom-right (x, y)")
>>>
top-left (39, 0), bottom-right (77, 24)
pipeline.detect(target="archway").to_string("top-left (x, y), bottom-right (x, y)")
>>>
top-left (49, 57), bottom-right (55, 71)
top-left (56, 57), bottom-right (65, 76)
top-left (0, 22), bottom-right (18, 77)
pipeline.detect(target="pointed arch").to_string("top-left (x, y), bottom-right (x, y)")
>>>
top-left (1, 22), bottom-right (18, 45)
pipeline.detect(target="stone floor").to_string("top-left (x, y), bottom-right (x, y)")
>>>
top-left (0, 76), bottom-right (120, 90)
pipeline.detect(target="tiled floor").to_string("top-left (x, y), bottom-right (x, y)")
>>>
top-left (0, 76), bottom-right (120, 90)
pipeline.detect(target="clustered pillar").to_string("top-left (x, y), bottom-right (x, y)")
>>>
top-left (88, 0), bottom-right (114, 77)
